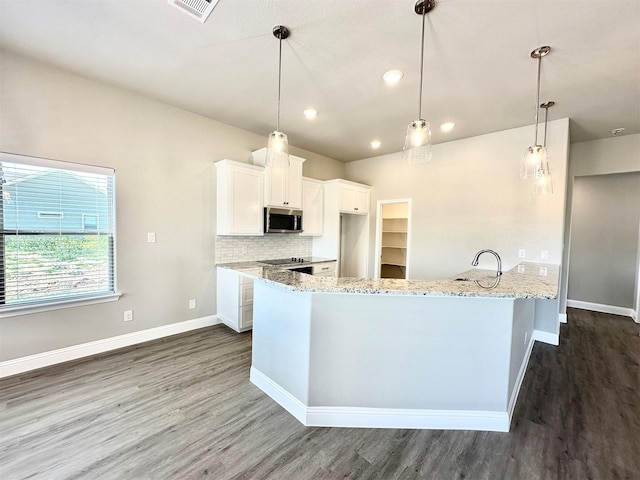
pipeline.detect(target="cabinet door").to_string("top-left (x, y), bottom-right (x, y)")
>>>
top-left (301, 179), bottom-right (323, 236)
top-left (354, 188), bottom-right (370, 214)
top-left (285, 158), bottom-right (303, 209)
top-left (264, 165), bottom-right (287, 207)
top-left (216, 161), bottom-right (264, 235)
top-left (339, 185), bottom-right (356, 212)
top-left (231, 168), bottom-right (264, 233)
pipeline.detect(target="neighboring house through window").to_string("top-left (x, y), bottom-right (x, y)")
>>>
top-left (0, 152), bottom-right (117, 310)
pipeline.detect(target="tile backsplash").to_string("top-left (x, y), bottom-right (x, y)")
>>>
top-left (215, 235), bottom-right (313, 263)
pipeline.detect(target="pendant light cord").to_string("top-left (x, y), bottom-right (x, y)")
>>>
top-left (276, 35), bottom-right (283, 132)
top-left (534, 55), bottom-right (542, 145)
top-left (418, 11), bottom-right (426, 120)
top-left (542, 104), bottom-right (548, 147)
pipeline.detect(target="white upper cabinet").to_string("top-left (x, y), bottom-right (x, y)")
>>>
top-left (336, 181), bottom-right (370, 214)
top-left (252, 148), bottom-right (305, 209)
top-left (215, 159), bottom-right (264, 236)
top-left (300, 177), bottom-right (324, 236)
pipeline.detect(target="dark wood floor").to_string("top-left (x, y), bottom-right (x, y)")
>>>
top-left (1, 308), bottom-right (638, 479)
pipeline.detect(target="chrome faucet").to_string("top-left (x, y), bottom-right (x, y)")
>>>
top-left (471, 249), bottom-right (502, 276)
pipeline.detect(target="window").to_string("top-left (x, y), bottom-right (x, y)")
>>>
top-left (0, 152), bottom-right (117, 310)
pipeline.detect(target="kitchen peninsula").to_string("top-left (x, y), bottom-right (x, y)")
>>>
top-left (217, 262), bottom-right (560, 432)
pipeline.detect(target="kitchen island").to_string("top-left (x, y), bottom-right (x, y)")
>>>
top-left (217, 262), bottom-right (560, 432)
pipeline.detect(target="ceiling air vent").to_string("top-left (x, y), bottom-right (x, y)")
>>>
top-left (168, 0), bottom-right (219, 23)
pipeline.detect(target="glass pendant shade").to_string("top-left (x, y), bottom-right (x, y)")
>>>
top-left (532, 170), bottom-right (553, 195)
top-left (520, 144), bottom-right (548, 179)
top-left (266, 25), bottom-right (291, 169)
top-left (266, 130), bottom-right (290, 168)
top-left (402, 119), bottom-right (432, 163)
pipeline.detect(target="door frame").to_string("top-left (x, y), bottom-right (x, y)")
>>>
top-left (374, 198), bottom-right (412, 279)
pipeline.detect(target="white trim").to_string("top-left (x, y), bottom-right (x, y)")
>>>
top-left (559, 313), bottom-right (567, 324)
top-left (0, 315), bottom-right (220, 378)
top-left (533, 329), bottom-right (559, 346)
top-left (0, 151), bottom-right (115, 176)
top-left (250, 367), bottom-right (509, 432)
top-left (250, 367), bottom-right (307, 424)
top-left (507, 334), bottom-right (536, 424)
top-left (567, 299), bottom-right (635, 319)
top-left (0, 293), bottom-right (122, 318)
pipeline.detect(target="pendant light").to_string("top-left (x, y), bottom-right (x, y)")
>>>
top-left (533, 101), bottom-right (554, 195)
top-left (521, 46), bottom-right (550, 179)
top-left (402, 0), bottom-right (435, 164)
top-left (266, 25), bottom-right (290, 168)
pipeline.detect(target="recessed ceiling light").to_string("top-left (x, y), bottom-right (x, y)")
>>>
top-left (370, 140), bottom-right (381, 149)
top-left (383, 70), bottom-right (404, 85)
top-left (440, 122), bottom-right (455, 132)
top-left (303, 109), bottom-right (318, 120)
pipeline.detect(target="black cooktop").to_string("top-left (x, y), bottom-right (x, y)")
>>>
top-left (259, 257), bottom-right (309, 266)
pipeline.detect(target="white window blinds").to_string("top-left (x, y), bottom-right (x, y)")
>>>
top-left (0, 152), bottom-right (116, 308)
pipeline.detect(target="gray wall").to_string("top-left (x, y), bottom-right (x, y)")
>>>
top-left (560, 134), bottom-right (640, 315)
top-left (345, 120), bottom-right (570, 281)
top-left (568, 173), bottom-right (640, 308)
top-left (0, 49), bottom-right (345, 361)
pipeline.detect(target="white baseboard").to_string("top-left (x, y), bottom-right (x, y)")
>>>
top-left (506, 334), bottom-right (535, 426)
top-left (250, 367), bottom-right (510, 432)
top-left (0, 315), bottom-right (221, 379)
top-left (533, 329), bottom-right (559, 346)
top-left (250, 367), bottom-right (308, 425)
top-left (567, 300), bottom-right (635, 319)
top-left (559, 313), bottom-right (567, 324)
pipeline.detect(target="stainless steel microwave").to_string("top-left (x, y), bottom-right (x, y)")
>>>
top-left (264, 207), bottom-right (303, 233)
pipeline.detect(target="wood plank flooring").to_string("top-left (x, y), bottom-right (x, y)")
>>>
top-left (1, 308), bottom-right (638, 479)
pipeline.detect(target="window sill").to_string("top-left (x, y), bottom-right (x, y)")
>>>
top-left (0, 293), bottom-right (122, 318)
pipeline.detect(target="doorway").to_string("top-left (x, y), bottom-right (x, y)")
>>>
top-left (567, 172), bottom-right (640, 318)
top-left (374, 199), bottom-right (412, 279)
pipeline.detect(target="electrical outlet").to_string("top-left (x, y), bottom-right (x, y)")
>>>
top-left (517, 264), bottom-right (526, 273)
top-left (540, 250), bottom-right (549, 260)
top-left (518, 249), bottom-right (526, 258)
top-left (539, 267), bottom-right (548, 276)
top-left (189, 299), bottom-right (197, 309)
top-left (124, 310), bottom-right (133, 322)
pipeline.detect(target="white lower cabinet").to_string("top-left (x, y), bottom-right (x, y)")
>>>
top-left (217, 267), bottom-right (254, 332)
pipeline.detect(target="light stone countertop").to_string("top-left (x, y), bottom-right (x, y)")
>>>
top-left (216, 261), bottom-right (560, 299)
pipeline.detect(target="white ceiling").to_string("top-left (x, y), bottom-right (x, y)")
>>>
top-left (1, 0), bottom-right (638, 162)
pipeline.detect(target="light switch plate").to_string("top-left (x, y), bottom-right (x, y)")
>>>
top-left (147, 232), bottom-right (156, 243)
top-left (189, 299), bottom-right (197, 309)
top-left (541, 250), bottom-right (549, 260)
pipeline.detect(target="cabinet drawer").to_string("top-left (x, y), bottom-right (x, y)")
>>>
top-left (240, 283), bottom-right (254, 306)
top-left (314, 271), bottom-right (337, 277)
top-left (312, 262), bottom-right (336, 275)
top-left (240, 305), bottom-right (253, 329)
